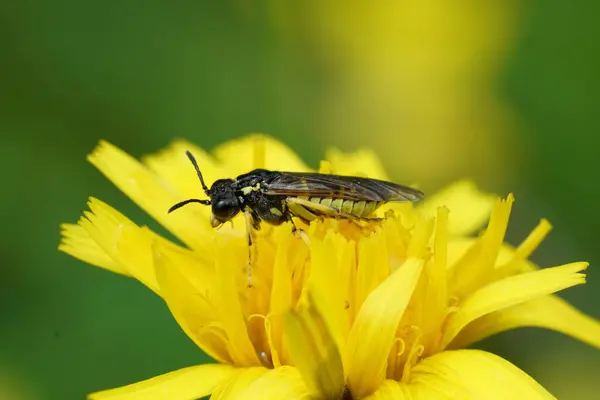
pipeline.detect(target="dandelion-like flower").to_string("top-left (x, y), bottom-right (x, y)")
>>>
top-left (60, 135), bottom-right (600, 399)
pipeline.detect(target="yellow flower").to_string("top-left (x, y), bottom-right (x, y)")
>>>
top-left (59, 134), bottom-right (600, 399)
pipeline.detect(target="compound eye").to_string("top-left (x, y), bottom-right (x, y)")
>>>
top-left (212, 198), bottom-right (239, 220)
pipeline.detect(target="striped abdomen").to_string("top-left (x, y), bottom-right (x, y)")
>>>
top-left (307, 196), bottom-right (384, 218)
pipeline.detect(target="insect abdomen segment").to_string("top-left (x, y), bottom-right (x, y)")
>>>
top-left (306, 196), bottom-right (383, 218)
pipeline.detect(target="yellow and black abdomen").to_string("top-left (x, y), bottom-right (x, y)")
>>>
top-left (307, 196), bottom-right (384, 218)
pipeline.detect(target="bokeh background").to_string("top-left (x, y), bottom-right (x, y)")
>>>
top-left (1, 1), bottom-right (599, 399)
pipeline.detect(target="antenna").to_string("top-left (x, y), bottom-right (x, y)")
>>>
top-left (168, 198), bottom-right (211, 213)
top-left (186, 150), bottom-right (210, 196)
top-left (167, 151), bottom-right (212, 214)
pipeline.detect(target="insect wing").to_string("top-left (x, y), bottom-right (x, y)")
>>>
top-left (264, 172), bottom-right (423, 202)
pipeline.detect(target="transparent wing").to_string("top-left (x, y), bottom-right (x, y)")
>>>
top-left (264, 172), bottom-right (423, 202)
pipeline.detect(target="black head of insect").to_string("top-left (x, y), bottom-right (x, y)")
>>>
top-left (167, 151), bottom-right (242, 227)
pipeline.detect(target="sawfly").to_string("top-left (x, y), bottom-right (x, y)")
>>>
top-left (168, 151), bottom-right (424, 286)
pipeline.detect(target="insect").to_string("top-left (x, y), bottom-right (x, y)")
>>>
top-left (168, 151), bottom-right (424, 287)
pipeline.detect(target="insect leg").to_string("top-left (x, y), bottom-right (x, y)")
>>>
top-left (285, 198), bottom-right (321, 222)
top-left (288, 216), bottom-right (310, 246)
top-left (244, 211), bottom-right (256, 288)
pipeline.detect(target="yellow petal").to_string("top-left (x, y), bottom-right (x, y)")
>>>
top-left (419, 180), bottom-right (496, 237)
top-left (450, 294), bottom-right (600, 351)
top-left (420, 207), bottom-right (449, 347)
top-left (87, 140), bottom-right (213, 253)
top-left (355, 232), bottom-right (393, 316)
top-left (212, 134), bottom-right (311, 175)
top-left (58, 223), bottom-right (128, 276)
top-left (448, 195), bottom-right (514, 298)
top-left (88, 364), bottom-right (237, 400)
top-left (79, 198), bottom-right (159, 295)
top-left (143, 139), bottom-right (225, 199)
top-left (441, 262), bottom-right (588, 349)
top-left (270, 234), bottom-right (294, 315)
top-left (267, 234), bottom-right (297, 367)
top-left (509, 219), bottom-right (552, 265)
top-left (410, 350), bottom-right (556, 399)
top-left (325, 147), bottom-right (390, 179)
top-left (306, 231), bottom-right (350, 352)
top-left (446, 218), bottom-right (552, 275)
top-left (210, 367), bottom-right (268, 400)
top-left (214, 238), bottom-right (262, 367)
top-left (222, 366), bottom-right (311, 400)
top-left (152, 239), bottom-right (231, 364)
top-left (446, 238), bottom-right (540, 280)
top-left (141, 140), bottom-right (252, 240)
top-left (345, 258), bottom-right (424, 399)
top-left (283, 291), bottom-right (345, 399)
top-left (365, 379), bottom-right (414, 400)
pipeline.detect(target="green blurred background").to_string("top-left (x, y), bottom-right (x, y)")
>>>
top-left (1, 1), bottom-right (598, 399)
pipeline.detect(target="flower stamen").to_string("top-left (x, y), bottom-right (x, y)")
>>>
top-left (401, 340), bottom-right (425, 383)
top-left (247, 313), bottom-right (275, 368)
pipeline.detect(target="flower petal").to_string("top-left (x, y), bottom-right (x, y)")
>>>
top-left (441, 262), bottom-right (589, 349)
top-left (325, 147), bottom-right (390, 179)
top-left (210, 367), bottom-right (268, 400)
top-left (79, 198), bottom-right (159, 295)
top-left (420, 207), bottom-right (449, 349)
top-left (213, 238), bottom-right (262, 366)
top-left (418, 180), bottom-right (496, 237)
top-left (221, 366), bottom-right (311, 400)
top-left (355, 232), bottom-right (394, 317)
top-left (283, 291), bottom-right (345, 398)
top-left (507, 219), bottom-right (552, 267)
top-left (450, 294), bottom-right (600, 351)
top-left (143, 140), bottom-right (225, 199)
top-left (365, 379), bottom-right (414, 400)
top-left (152, 239), bottom-right (231, 364)
top-left (58, 223), bottom-right (128, 276)
top-left (307, 231), bottom-right (351, 351)
top-left (345, 258), bottom-right (424, 399)
top-left (446, 236), bottom-right (542, 282)
top-left (364, 380), bottom-right (432, 400)
top-left (87, 140), bottom-right (213, 253)
top-left (409, 350), bottom-right (556, 399)
top-left (89, 364), bottom-right (237, 400)
top-left (212, 134), bottom-right (311, 175)
top-left (448, 195), bottom-right (514, 299)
